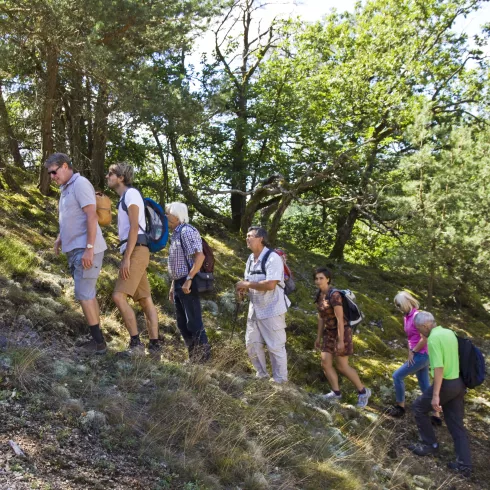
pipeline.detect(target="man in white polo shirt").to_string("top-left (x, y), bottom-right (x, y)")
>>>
top-left (236, 226), bottom-right (290, 383)
top-left (45, 153), bottom-right (107, 354)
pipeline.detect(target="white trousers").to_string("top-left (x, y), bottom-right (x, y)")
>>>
top-left (245, 313), bottom-right (288, 383)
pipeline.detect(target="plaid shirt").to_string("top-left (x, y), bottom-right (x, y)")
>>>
top-left (168, 223), bottom-right (203, 280)
top-left (245, 247), bottom-right (290, 320)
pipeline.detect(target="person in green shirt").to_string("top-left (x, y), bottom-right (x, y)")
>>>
top-left (408, 311), bottom-right (471, 478)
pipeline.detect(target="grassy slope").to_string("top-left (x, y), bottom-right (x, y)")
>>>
top-left (0, 170), bottom-right (489, 490)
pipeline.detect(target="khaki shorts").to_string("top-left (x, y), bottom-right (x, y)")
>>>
top-left (114, 246), bottom-right (151, 301)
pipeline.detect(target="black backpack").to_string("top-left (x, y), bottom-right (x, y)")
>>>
top-left (247, 249), bottom-right (295, 295)
top-left (327, 288), bottom-right (364, 328)
top-left (456, 335), bottom-right (486, 389)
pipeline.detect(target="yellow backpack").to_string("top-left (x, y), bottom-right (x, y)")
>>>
top-left (95, 192), bottom-right (112, 226)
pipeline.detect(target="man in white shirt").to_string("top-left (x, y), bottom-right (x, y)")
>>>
top-left (236, 226), bottom-right (290, 383)
top-left (106, 163), bottom-right (161, 357)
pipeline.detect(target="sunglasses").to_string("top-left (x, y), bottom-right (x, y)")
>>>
top-left (48, 166), bottom-right (62, 176)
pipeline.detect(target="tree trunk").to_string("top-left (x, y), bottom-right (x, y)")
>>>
top-left (168, 129), bottom-right (233, 227)
top-left (86, 78), bottom-right (93, 161)
top-left (260, 199), bottom-right (280, 227)
top-left (54, 97), bottom-right (67, 153)
top-left (427, 239), bottom-right (436, 309)
top-left (0, 82), bottom-right (24, 168)
top-left (268, 194), bottom-right (293, 245)
top-left (39, 44), bottom-right (59, 195)
top-left (91, 85), bottom-right (109, 189)
top-left (152, 127), bottom-right (169, 204)
top-left (329, 206), bottom-right (360, 261)
top-left (67, 72), bottom-right (84, 172)
top-left (230, 91), bottom-right (248, 231)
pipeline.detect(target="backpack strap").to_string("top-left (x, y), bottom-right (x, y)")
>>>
top-left (248, 249), bottom-right (274, 276)
top-left (178, 223), bottom-right (195, 274)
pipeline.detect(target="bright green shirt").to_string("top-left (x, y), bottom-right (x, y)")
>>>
top-left (428, 326), bottom-right (459, 380)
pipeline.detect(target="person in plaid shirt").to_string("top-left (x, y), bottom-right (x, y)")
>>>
top-left (166, 202), bottom-right (210, 362)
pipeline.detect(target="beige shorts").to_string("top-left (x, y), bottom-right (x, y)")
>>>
top-left (114, 246), bottom-right (151, 301)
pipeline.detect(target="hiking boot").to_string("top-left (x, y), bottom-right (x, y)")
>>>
top-left (408, 442), bottom-right (439, 456)
top-left (356, 387), bottom-right (372, 408)
top-left (148, 340), bottom-right (163, 359)
top-left (447, 461), bottom-right (471, 478)
top-left (320, 391), bottom-right (342, 401)
top-left (384, 404), bottom-right (405, 417)
top-left (77, 339), bottom-right (107, 355)
top-left (117, 339), bottom-right (145, 357)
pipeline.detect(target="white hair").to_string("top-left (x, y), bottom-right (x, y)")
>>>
top-left (165, 202), bottom-right (189, 224)
top-left (394, 291), bottom-right (419, 315)
top-left (414, 311), bottom-right (436, 328)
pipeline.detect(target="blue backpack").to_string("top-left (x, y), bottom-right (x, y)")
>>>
top-left (457, 335), bottom-right (486, 389)
top-left (118, 188), bottom-right (168, 253)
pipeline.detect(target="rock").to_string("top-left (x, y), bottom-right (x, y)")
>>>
top-left (413, 475), bottom-right (433, 489)
top-left (32, 272), bottom-right (63, 296)
top-left (250, 472), bottom-right (269, 489)
top-left (53, 360), bottom-right (71, 379)
top-left (74, 364), bottom-right (89, 374)
top-left (8, 440), bottom-right (26, 458)
top-left (325, 427), bottom-right (345, 446)
top-left (79, 410), bottom-right (107, 433)
top-left (201, 300), bottom-right (219, 317)
top-left (39, 296), bottom-right (65, 313)
top-left (218, 291), bottom-right (237, 314)
top-left (0, 354), bottom-right (12, 371)
top-left (62, 398), bottom-right (84, 415)
top-left (52, 384), bottom-right (70, 400)
top-left (0, 336), bottom-right (7, 349)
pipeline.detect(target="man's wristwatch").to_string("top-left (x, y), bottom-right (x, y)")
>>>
top-left (86, 244), bottom-right (94, 249)
top-left (186, 275), bottom-right (193, 281)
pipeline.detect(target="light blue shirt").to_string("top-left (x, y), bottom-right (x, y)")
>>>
top-left (59, 173), bottom-right (107, 255)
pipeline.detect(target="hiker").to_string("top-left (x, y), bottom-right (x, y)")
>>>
top-left (313, 268), bottom-right (371, 408)
top-left (106, 163), bottom-right (162, 357)
top-left (46, 153), bottom-right (107, 354)
top-left (409, 311), bottom-right (472, 478)
top-left (166, 202), bottom-right (210, 363)
top-left (235, 226), bottom-right (290, 383)
top-left (385, 292), bottom-right (441, 425)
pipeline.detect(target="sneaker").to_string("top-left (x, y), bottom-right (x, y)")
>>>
top-left (117, 339), bottom-right (145, 357)
top-left (356, 388), bottom-right (372, 408)
top-left (77, 339), bottom-right (107, 355)
top-left (320, 391), bottom-right (342, 401)
top-left (148, 341), bottom-right (163, 359)
top-left (384, 404), bottom-right (405, 417)
top-left (447, 461), bottom-right (471, 478)
top-left (408, 442), bottom-right (439, 456)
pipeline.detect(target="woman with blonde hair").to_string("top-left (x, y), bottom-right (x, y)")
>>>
top-left (385, 291), bottom-right (441, 425)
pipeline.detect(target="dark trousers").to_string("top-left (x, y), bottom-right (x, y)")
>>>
top-left (174, 277), bottom-right (208, 348)
top-left (413, 377), bottom-right (471, 466)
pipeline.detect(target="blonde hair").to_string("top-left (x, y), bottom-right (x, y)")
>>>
top-left (108, 162), bottom-right (134, 185)
top-left (165, 202), bottom-right (189, 224)
top-left (394, 291), bottom-right (419, 315)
